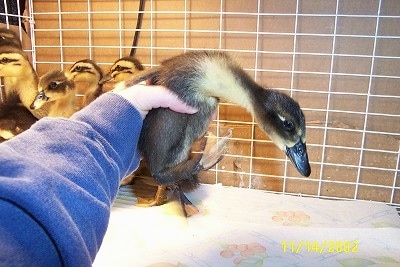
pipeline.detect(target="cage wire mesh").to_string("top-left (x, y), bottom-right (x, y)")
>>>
top-left (2, 0), bottom-right (399, 206)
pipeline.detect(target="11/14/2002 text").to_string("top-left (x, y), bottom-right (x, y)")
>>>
top-left (281, 240), bottom-right (358, 254)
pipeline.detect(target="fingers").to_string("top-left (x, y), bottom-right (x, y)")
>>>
top-left (156, 90), bottom-right (198, 114)
top-left (112, 83), bottom-right (198, 119)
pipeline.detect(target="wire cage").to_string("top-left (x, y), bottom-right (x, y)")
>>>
top-left (2, 0), bottom-right (399, 206)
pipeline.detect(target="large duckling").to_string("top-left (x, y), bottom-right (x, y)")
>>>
top-left (68, 59), bottom-right (103, 106)
top-left (99, 56), bottom-right (144, 84)
top-left (30, 70), bottom-right (76, 118)
top-left (0, 45), bottom-right (49, 118)
top-left (119, 50), bottom-right (311, 192)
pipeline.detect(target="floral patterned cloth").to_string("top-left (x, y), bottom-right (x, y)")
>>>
top-left (94, 184), bottom-right (400, 267)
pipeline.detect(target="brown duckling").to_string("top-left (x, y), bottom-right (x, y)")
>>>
top-left (0, 45), bottom-right (49, 118)
top-left (99, 56), bottom-right (144, 84)
top-left (30, 70), bottom-right (76, 118)
top-left (68, 59), bottom-right (103, 106)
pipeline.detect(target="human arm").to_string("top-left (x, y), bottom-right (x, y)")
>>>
top-left (0, 84), bottom-right (196, 266)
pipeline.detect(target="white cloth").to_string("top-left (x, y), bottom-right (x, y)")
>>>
top-left (94, 184), bottom-right (400, 267)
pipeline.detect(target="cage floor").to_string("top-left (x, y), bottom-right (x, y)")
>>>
top-left (94, 184), bottom-right (400, 267)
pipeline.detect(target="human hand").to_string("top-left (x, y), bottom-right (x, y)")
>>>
top-left (112, 82), bottom-right (198, 119)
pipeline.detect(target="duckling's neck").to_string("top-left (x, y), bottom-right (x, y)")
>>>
top-left (48, 92), bottom-right (76, 117)
top-left (3, 64), bottom-right (39, 108)
top-left (86, 81), bottom-right (102, 94)
top-left (201, 58), bottom-right (266, 113)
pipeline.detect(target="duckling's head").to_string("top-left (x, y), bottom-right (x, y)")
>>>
top-left (99, 56), bottom-right (144, 84)
top-left (68, 59), bottom-right (103, 85)
top-left (30, 70), bottom-right (75, 110)
top-left (252, 89), bottom-right (311, 177)
top-left (0, 28), bottom-right (23, 49)
top-left (0, 46), bottom-right (31, 77)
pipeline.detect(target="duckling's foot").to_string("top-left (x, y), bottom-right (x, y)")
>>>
top-left (168, 184), bottom-right (199, 217)
top-left (134, 185), bottom-right (167, 207)
top-left (180, 191), bottom-right (199, 217)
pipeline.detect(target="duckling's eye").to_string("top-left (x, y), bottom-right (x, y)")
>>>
top-left (75, 66), bottom-right (82, 71)
top-left (37, 91), bottom-right (49, 101)
top-left (1, 57), bottom-right (10, 64)
top-left (49, 81), bottom-right (58, 89)
top-left (115, 65), bottom-right (122, 71)
top-left (283, 120), bottom-right (294, 131)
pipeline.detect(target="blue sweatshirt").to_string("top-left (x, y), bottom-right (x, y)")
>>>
top-left (0, 93), bottom-right (143, 266)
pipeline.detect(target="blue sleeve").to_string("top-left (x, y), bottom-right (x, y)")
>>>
top-left (0, 93), bottom-right (143, 266)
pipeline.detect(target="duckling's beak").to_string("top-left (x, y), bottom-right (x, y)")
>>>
top-left (99, 72), bottom-right (112, 84)
top-left (285, 140), bottom-right (311, 177)
top-left (30, 91), bottom-right (49, 110)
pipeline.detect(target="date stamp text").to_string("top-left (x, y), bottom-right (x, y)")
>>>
top-left (281, 240), bottom-right (359, 254)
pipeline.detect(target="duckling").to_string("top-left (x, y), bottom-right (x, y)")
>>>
top-left (99, 56), bottom-right (144, 84)
top-left (120, 50), bottom-right (310, 191)
top-left (68, 59), bottom-right (104, 106)
top-left (0, 91), bottom-right (37, 142)
top-left (0, 27), bottom-right (23, 49)
top-left (30, 70), bottom-right (76, 117)
top-left (0, 45), bottom-right (50, 118)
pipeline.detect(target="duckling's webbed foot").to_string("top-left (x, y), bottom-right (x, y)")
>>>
top-left (168, 184), bottom-right (199, 217)
top-left (125, 162), bottom-right (169, 207)
top-left (135, 185), bottom-right (167, 207)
